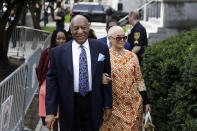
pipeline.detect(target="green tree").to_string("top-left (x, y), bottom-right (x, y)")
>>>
top-left (0, 0), bottom-right (28, 64)
top-left (28, 0), bottom-right (42, 29)
top-left (28, 0), bottom-right (57, 29)
top-left (0, 0), bottom-right (57, 64)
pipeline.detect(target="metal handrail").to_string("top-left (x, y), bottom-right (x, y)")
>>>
top-left (0, 63), bottom-right (27, 86)
top-left (16, 26), bottom-right (50, 33)
top-left (8, 26), bottom-right (51, 59)
top-left (118, 0), bottom-right (156, 24)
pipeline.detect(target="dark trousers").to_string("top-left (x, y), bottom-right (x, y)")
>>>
top-left (11, 34), bottom-right (17, 48)
top-left (71, 92), bottom-right (99, 131)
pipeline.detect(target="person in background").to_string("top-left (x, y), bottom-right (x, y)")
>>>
top-left (8, 9), bottom-right (17, 48)
top-left (8, 9), bottom-right (15, 25)
top-left (100, 26), bottom-right (151, 130)
top-left (127, 11), bottom-right (148, 63)
top-left (54, 6), bottom-right (65, 29)
top-left (36, 29), bottom-right (68, 131)
top-left (43, 9), bottom-right (49, 27)
top-left (45, 15), bottom-right (112, 131)
top-left (98, 19), bottom-right (131, 50)
top-left (48, 2), bottom-right (55, 20)
top-left (105, 5), bottom-right (113, 22)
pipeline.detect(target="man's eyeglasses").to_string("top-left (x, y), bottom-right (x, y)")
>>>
top-left (111, 36), bottom-right (127, 41)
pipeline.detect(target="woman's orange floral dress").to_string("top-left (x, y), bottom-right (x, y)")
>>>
top-left (100, 49), bottom-right (146, 131)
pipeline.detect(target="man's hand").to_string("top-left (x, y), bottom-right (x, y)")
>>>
top-left (103, 108), bottom-right (112, 122)
top-left (102, 73), bottom-right (112, 85)
top-left (132, 46), bottom-right (141, 54)
top-left (54, 16), bottom-right (61, 20)
top-left (145, 104), bottom-right (151, 114)
top-left (45, 115), bottom-right (56, 130)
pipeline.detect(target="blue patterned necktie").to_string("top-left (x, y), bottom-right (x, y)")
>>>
top-left (79, 45), bottom-right (89, 96)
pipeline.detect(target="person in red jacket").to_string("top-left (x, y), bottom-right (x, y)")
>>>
top-left (36, 29), bottom-right (68, 131)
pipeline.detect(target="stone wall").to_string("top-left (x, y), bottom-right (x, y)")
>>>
top-left (101, 0), bottom-right (143, 12)
top-left (121, 0), bottom-right (143, 12)
top-left (161, 0), bottom-right (197, 29)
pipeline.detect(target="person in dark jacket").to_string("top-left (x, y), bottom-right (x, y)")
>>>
top-left (54, 6), bottom-right (65, 29)
top-left (8, 9), bottom-right (17, 48)
top-left (36, 29), bottom-right (68, 131)
top-left (43, 9), bottom-right (49, 27)
top-left (128, 11), bottom-right (148, 63)
top-left (105, 5), bottom-right (113, 22)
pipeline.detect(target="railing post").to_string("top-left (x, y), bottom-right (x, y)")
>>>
top-left (22, 27), bottom-right (25, 59)
top-left (21, 64), bottom-right (28, 131)
top-left (144, 0), bottom-right (147, 21)
top-left (156, 0), bottom-right (158, 18)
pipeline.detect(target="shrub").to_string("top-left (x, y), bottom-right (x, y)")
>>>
top-left (141, 29), bottom-right (197, 131)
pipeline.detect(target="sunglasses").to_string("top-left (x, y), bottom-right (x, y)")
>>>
top-left (111, 36), bottom-right (127, 41)
top-left (107, 26), bottom-right (113, 29)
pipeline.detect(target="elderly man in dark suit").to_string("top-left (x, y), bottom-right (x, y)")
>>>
top-left (45, 15), bottom-right (112, 131)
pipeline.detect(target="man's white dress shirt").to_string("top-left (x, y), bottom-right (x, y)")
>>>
top-left (107, 37), bottom-right (112, 48)
top-left (72, 40), bottom-right (92, 93)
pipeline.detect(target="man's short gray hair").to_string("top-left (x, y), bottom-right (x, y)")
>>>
top-left (129, 11), bottom-right (140, 20)
top-left (108, 26), bottom-right (124, 37)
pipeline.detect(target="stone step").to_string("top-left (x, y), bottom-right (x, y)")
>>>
top-left (141, 21), bottom-right (160, 33)
top-left (149, 28), bottom-right (166, 38)
top-left (148, 29), bottom-right (168, 44)
top-left (148, 17), bottom-right (162, 26)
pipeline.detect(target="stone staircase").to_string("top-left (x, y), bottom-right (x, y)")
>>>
top-left (141, 17), bottom-right (167, 44)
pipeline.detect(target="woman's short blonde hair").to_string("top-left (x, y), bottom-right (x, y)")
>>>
top-left (108, 26), bottom-right (124, 37)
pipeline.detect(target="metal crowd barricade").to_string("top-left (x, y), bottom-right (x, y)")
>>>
top-left (0, 26), bottom-right (51, 131)
top-left (8, 26), bottom-right (50, 59)
top-left (0, 63), bottom-right (27, 131)
top-left (23, 32), bottom-right (52, 115)
top-left (24, 48), bottom-right (41, 114)
top-left (41, 32), bottom-right (52, 50)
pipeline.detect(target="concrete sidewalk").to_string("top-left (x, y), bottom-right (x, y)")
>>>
top-left (35, 119), bottom-right (52, 131)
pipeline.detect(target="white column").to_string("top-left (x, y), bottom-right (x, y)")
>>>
top-left (70, 0), bottom-right (74, 9)
top-left (160, 0), bottom-right (164, 26)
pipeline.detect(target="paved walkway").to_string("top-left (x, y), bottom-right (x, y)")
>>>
top-left (35, 119), bottom-right (50, 131)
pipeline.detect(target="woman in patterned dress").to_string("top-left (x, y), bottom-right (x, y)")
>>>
top-left (100, 26), bottom-right (151, 131)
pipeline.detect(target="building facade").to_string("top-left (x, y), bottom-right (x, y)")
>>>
top-left (98, 0), bottom-right (144, 11)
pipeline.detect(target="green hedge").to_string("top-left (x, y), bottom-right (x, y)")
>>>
top-left (141, 29), bottom-right (197, 131)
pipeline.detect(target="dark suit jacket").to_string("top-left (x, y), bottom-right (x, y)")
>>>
top-left (98, 36), bottom-right (132, 50)
top-left (46, 39), bottom-right (112, 130)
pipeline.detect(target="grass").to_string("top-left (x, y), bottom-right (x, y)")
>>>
top-left (41, 27), bottom-right (56, 32)
top-left (64, 14), bottom-right (71, 23)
